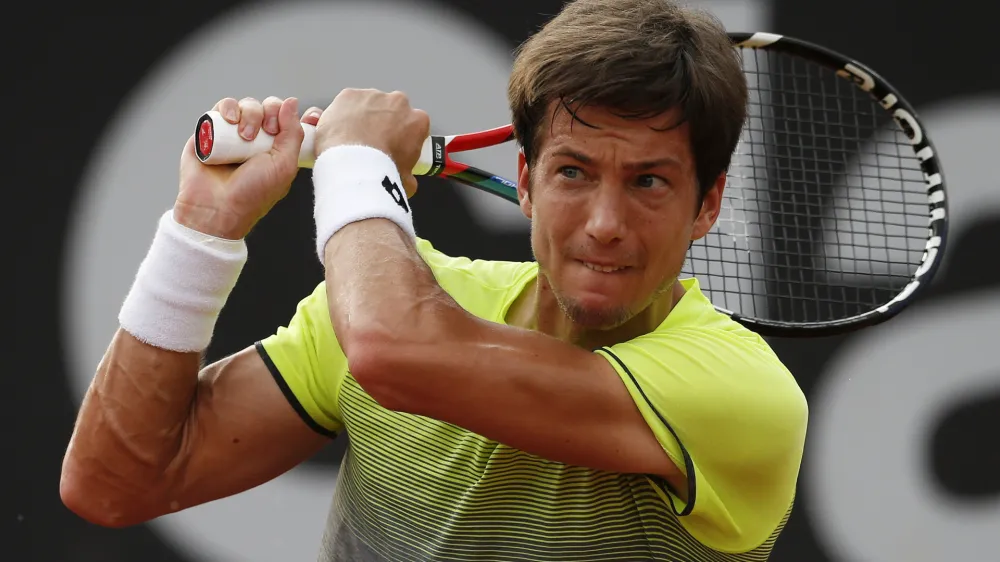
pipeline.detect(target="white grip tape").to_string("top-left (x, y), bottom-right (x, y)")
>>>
top-left (197, 110), bottom-right (317, 168)
top-left (196, 110), bottom-right (436, 172)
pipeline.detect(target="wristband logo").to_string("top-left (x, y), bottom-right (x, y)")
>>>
top-left (383, 176), bottom-right (410, 213)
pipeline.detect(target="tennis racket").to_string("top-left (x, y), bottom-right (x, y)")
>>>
top-left (194, 32), bottom-right (948, 338)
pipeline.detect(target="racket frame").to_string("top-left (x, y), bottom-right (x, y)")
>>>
top-left (720, 32), bottom-right (949, 336)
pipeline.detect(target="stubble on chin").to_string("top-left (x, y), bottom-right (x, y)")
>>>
top-left (555, 293), bottom-right (633, 330)
top-left (554, 272), bottom-right (678, 332)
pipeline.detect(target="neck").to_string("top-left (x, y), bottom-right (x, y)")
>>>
top-left (507, 276), bottom-right (685, 349)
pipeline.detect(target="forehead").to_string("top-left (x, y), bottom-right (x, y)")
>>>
top-left (537, 101), bottom-right (693, 162)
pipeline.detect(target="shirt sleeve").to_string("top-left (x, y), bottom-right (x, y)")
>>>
top-left (256, 281), bottom-right (346, 437)
top-left (595, 326), bottom-right (808, 553)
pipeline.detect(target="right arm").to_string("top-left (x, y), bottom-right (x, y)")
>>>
top-left (60, 95), bottom-right (331, 527)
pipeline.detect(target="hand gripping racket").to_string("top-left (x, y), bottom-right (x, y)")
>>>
top-left (195, 32), bottom-right (948, 338)
top-left (195, 112), bottom-right (519, 203)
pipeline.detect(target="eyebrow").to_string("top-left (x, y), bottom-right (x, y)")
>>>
top-left (550, 149), bottom-right (682, 171)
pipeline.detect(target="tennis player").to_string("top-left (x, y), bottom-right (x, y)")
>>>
top-left (61, 0), bottom-right (808, 560)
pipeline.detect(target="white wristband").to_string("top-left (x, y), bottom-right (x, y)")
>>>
top-left (118, 210), bottom-right (248, 352)
top-left (312, 144), bottom-right (415, 261)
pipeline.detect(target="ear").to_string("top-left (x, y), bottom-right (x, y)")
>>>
top-left (691, 172), bottom-right (726, 241)
top-left (516, 150), bottom-right (533, 219)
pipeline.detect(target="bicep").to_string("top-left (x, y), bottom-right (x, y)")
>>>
top-left (165, 345), bottom-right (330, 510)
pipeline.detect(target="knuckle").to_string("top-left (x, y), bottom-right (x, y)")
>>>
top-left (216, 98), bottom-right (240, 121)
top-left (263, 95), bottom-right (282, 106)
top-left (239, 97), bottom-right (262, 115)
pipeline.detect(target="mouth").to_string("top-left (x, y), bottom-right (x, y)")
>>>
top-left (579, 260), bottom-right (631, 274)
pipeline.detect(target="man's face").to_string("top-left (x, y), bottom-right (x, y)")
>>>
top-left (516, 103), bottom-right (724, 330)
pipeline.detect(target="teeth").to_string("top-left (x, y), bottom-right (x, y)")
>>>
top-left (583, 262), bottom-right (625, 273)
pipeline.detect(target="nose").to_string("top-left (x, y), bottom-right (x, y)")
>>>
top-left (584, 182), bottom-right (628, 245)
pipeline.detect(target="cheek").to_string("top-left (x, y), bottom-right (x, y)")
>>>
top-left (528, 209), bottom-right (557, 271)
top-left (641, 209), bottom-right (693, 270)
top-left (531, 196), bottom-right (575, 248)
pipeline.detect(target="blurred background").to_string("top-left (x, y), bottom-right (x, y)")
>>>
top-left (13, 1), bottom-right (998, 561)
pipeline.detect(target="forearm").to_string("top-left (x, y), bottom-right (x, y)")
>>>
top-left (356, 316), bottom-right (640, 468)
top-left (62, 209), bottom-right (248, 525)
top-left (62, 329), bottom-right (200, 525)
top-left (323, 220), bottom-right (454, 355)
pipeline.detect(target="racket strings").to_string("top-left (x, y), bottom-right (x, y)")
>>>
top-left (683, 47), bottom-right (930, 324)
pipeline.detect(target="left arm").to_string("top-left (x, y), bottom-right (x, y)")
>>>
top-left (323, 219), bottom-right (680, 482)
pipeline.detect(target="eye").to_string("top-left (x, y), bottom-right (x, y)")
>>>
top-left (558, 166), bottom-right (583, 180)
top-left (636, 174), bottom-right (668, 189)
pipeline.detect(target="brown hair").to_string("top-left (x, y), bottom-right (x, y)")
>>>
top-left (508, 0), bottom-right (748, 200)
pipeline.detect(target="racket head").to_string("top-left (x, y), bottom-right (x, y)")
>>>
top-left (682, 32), bottom-right (948, 337)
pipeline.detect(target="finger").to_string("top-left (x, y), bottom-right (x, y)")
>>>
top-left (402, 174), bottom-right (419, 199)
top-left (211, 97), bottom-right (240, 123)
top-left (261, 96), bottom-right (283, 135)
top-left (271, 97), bottom-right (304, 163)
top-left (237, 97), bottom-right (264, 141)
top-left (300, 106), bottom-right (323, 126)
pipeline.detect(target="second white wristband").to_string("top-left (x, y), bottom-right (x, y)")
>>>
top-left (312, 145), bottom-right (416, 261)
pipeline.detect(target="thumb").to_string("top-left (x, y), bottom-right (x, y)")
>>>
top-left (271, 97), bottom-right (304, 160)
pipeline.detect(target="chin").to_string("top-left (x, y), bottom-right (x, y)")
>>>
top-left (559, 297), bottom-right (633, 330)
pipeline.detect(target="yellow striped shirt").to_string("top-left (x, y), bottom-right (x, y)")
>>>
top-left (258, 238), bottom-right (808, 561)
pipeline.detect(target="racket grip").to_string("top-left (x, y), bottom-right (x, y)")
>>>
top-left (195, 111), bottom-right (318, 168)
top-left (195, 110), bottom-right (441, 174)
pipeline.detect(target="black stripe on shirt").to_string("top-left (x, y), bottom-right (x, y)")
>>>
top-left (255, 341), bottom-right (338, 439)
top-left (599, 346), bottom-right (697, 517)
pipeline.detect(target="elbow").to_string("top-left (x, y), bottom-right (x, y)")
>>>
top-left (344, 330), bottom-right (417, 413)
top-left (59, 462), bottom-right (152, 529)
top-left (60, 476), bottom-right (126, 529)
top-left (345, 331), bottom-right (407, 411)
top-left (341, 302), bottom-right (471, 413)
